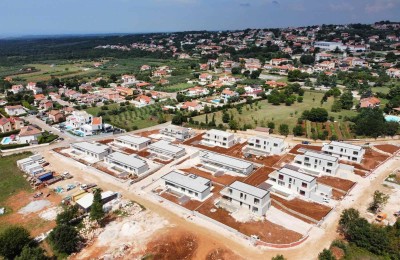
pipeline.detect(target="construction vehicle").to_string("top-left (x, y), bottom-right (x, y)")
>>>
top-left (375, 213), bottom-right (387, 222)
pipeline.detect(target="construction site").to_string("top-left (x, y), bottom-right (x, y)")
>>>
top-left (2, 126), bottom-right (400, 259)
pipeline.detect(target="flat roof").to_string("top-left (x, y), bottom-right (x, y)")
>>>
top-left (149, 140), bottom-right (185, 154)
top-left (327, 141), bottom-right (363, 151)
top-left (229, 181), bottom-right (269, 198)
top-left (71, 142), bottom-right (110, 154)
top-left (76, 191), bottom-right (116, 209)
top-left (162, 171), bottom-right (211, 193)
top-left (205, 129), bottom-right (233, 138)
top-left (201, 151), bottom-right (253, 170)
top-left (106, 152), bottom-right (147, 169)
top-left (251, 136), bottom-right (284, 144)
top-left (17, 157), bottom-right (33, 164)
top-left (278, 167), bottom-right (316, 182)
top-left (115, 135), bottom-right (150, 145)
top-left (164, 125), bottom-right (188, 132)
top-left (304, 150), bottom-right (338, 162)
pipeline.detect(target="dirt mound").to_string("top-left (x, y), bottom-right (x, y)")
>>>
top-left (206, 248), bottom-right (244, 260)
top-left (146, 233), bottom-right (198, 260)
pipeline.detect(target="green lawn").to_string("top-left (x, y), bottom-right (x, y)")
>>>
top-left (372, 86), bottom-right (391, 94)
top-left (11, 62), bottom-right (97, 82)
top-left (156, 82), bottom-right (193, 92)
top-left (0, 152), bottom-right (33, 205)
top-left (193, 91), bottom-right (358, 133)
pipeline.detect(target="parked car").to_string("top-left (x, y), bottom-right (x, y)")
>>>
top-left (302, 141), bottom-right (311, 145)
top-left (376, 213), bottom-right (387, 222)
top-left (33, 192), bottom-right (43, 198)
top-left (394, 211), bottom-right (400, 217)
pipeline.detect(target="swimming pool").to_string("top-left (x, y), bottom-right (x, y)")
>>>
top-left (74, 130), bottom-right (85, 137)
top-left (1, 137), bottom-right (11, 145)
top-left (65, 125), bottom-right (74, 130)
top-left (211, 99), bottom-right (221, 104)
top-left (385, 115), bottom-right (400, 123)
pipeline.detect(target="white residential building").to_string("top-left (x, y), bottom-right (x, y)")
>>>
top-left (322, 141), bottom-right (365, 163)
top-left (162, 170), bottom-right (212, 200)
top-left (70, 142), bottom-right (112, 160)
top-left (202, 129), bottom-right (236, 148)
top-left (160, 125), bottom-right (190, 140)
top-left (220, 181), bottom-right (271, 216)
top-left (293, 151), bottom-right (339, 176)
top-left (243, 136), bottom-right (286, 156)
top-left (114, 135), bottom-right (151, 151)
top-left (200, 151), bottom-right (254, 175)
top-left (5, 105), bottom-right (26, 116)
top-left (66, 111), bottom-right (93, 129)
top-left (148, 140), bottom-right (186, 160)
top-left (267, 166), bottom-right (317, 197)
top-left (105, 152), bottom-right (149, 175)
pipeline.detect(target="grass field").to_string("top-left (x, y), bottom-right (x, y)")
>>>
top-left (192, 91), bottom-right (358, 133)
top-left (86, 100), bottom-right (176, 131)
top-left (371, 86), bottom-right (391, 94)
top-left (7, 62), bottom-right (98, 82)
top-left (0, 152), bottom-right (32, 205)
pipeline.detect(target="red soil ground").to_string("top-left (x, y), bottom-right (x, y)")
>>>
top-left (374, 144), bottom-right (400, 155)
top-left (342, 148), bottom-right (389, 171)
top-left (136, 129), bottom-right (160, 138)
top-left (317, 176), bottom-right (356, 192)
top-left (196, 198), bottom-right (303, 244)
top-left (243, 167), bottom-right (275, 186)
top-left (289, 144), bottom-right (322, 155)
top-left (97, 139), bottom-right (113, 144)
top-left (271, 195), bottom-right (332, 222)
top-left (0, 190), bottom-right (59, 237)
top-left (160, 191), bottom-right (204, 211)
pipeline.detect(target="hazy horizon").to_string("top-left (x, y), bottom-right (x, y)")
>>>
top-left (1, 0), bottom-right (399, 37)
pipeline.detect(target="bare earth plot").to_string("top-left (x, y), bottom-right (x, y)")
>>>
top-left (196, 197), bottom-right (303, 244)
top-left (317, 176), bottom-right (356, 200)
top-left (271, 195), bottom-right (332, 224)
top-left (342, 148), bottom-right (390, 175)
top-left (289, 144), bottom-right (322, 155)
top-left (243, 167), bottom-right (275, 186)
top-left (374, 144), bottom-right (400, 155)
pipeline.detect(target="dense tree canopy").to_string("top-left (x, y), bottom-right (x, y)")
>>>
top-left (0, 227), bottom-right (32, 260)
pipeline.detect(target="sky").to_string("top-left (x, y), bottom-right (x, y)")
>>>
top-left (0, 0), bottom-right (399, 36)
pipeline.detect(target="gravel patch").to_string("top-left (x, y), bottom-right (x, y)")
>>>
top-left (18, 200), bottom-right (51, 215)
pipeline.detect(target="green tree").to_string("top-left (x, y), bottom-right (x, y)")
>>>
top-left (176, 93), bottom-right (186, 102)
top-left (172, 113), bottom-right (185, 125)
top-left (279, 124), bottom-right (289, 136)
top-left (56, 205), bottom-right (79, 225)
top-left (339, 91), bottom-right (354, 110)
top-left (229, 120), bottom-right (239, 130)
top-left (267, 121), bottom-right (275, 130)
top-left (48, 225), bottom-right (80, 255)
top-left (271, 254), bottom-right (286, 260)
top-left (300, 54), bottom-right (315, 65)
top-left (368, 190), bottom-right (389, 213)
top-left (0, 226), bottom-right (31, 260)
top-left (339, 208), bottom-right (360, 234)
top-left (318, 249), bottom-right (335, 260)
top-left (353, 108), bottom-right (385, 137)
top-left (293, 125), bottom-right (304, 136)
top-left (15, 246), bottom-right (48, 260)
top-left (384, 121), bottom-right (399, 137)
top-left (222, 112), bottom-right (230, 123)
top-left (90, 189), bottom-right (105, 222)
